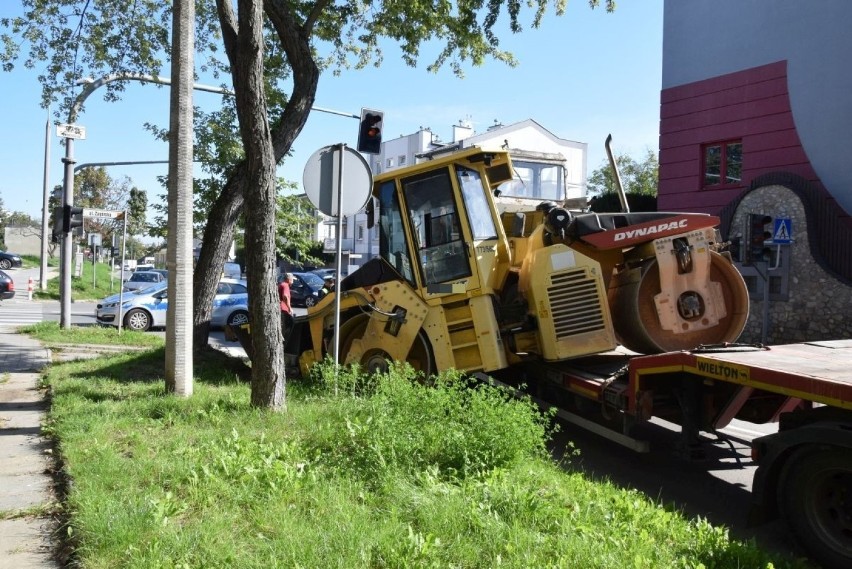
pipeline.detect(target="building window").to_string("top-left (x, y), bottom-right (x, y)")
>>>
top-left (398, 155), bottom-right (407, 166)
top-left (702, 140), bottom-right (742, 187)
top-left (386, 157), bottom-right (394, 168)
top-left (357, 225), bottom-right (364, 241)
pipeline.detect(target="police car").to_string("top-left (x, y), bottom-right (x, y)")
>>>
top-left (96, 279), bottom-right (250, 332)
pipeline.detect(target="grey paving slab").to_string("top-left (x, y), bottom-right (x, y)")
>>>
top-left (0, 330), bottom-right (57, 568)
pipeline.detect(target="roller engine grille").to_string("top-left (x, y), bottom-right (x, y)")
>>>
top-left (547, 269), bottom-right (607, 338)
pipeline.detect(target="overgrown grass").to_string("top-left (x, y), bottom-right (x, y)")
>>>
top-left (21, 254), bottom-right (57, 269)
top-left (39, 347), bottom-right (812, 569)
top-left (33, 258), bottom-right (121, 301)
top-left (21, 321), bottom-right (164, 347)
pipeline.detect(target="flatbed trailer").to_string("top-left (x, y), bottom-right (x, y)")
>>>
top-left (498, 340), bottom-right (852, 569)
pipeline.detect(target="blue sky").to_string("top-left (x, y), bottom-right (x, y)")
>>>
top-left (0, 1), bottom-right (663, 223)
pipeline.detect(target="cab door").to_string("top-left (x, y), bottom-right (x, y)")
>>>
top-left (400, 165), bottom-right (499, 297)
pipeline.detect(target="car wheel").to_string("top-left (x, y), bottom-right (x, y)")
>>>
top-left (0, 259), bottom-right (11, 270)
top-left (305, 296), bottom-right (317, 307)
top-left (227, 310), bottom-right (249, 327)
top-left (124, 309), bottom-right (152, 332)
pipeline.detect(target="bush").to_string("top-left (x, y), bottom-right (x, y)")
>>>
top-left (318, 363), bottom-right (554, 483)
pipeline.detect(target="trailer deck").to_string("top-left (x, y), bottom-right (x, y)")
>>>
top-left (629, 340), bottom-right (852, 411)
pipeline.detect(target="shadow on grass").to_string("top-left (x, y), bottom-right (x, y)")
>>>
top-left (60, 345), bottom-right (252, 389)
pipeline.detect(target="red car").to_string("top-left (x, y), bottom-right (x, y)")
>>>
top-left (0, 269), bottom-right (15, 300)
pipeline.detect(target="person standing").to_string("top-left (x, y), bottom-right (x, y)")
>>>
top-left (279, 273), bottom-right (294, 341)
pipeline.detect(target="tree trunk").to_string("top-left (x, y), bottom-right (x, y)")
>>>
top-left (194, 1), bottom-right (321, 357)
top-left (165, 0), bottom-right (195, 396)
top-left (192, 166), bottom-right (245, 352)
top-left (222, 0), bottom-right (285, 408)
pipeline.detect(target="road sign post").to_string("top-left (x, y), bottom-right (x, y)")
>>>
top-left (303, 144), bottom-right (373, 372)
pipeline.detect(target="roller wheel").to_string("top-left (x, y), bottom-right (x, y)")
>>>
top-left (609, 251), bottom-right (749, 353)
top-left (337, 313), bottom-right (435, 377)
top-left (779, 449), bottom-right (852, 569)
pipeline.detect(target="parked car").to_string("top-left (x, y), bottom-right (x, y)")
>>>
top-left (122, 270), bottom-right (167, 292)
top-left (0, 251), bottom-right (23, 270)
top-left (0, 269), bottom-right (15, 300)
top-left (288, 271), bottom-right (327, 308)
top-left (223, 262), bottom-right (242, 280)
top-left (96, 279), bottom-right (249, 332)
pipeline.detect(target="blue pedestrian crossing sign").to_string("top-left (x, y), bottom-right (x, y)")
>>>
top-left (773, 218), bottom-right (792, 244)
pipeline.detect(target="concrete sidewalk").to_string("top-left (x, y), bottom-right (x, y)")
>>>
top-left (0, 330), bottom-right (56, 568)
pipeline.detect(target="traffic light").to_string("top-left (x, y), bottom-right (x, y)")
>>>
top-left (51, 206), bottom-right (64, 243)
top-left (744, 213), bottom-right (773, 265)
top-left (63, 205), bottom-right (84, 234)
top-left (357, 108), bottom-right (383, 154)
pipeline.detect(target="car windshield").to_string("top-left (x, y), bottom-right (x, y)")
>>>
top-left (298, 272), bottom-right (325, 288)
top-left (131, 273), bottom-right (158, 282)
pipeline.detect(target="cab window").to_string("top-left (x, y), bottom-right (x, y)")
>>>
top-left (401, 168), bottom-right (470, 285)
top-left (377, 180), bottom-right (416, 283)
top-left (456, 166), bottom-right (497, 240)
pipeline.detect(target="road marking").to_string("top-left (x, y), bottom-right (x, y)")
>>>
top-left (0, 301), bottom-right (44, 331)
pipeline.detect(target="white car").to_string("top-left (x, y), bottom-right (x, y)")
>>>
top-left (96, 279), bottom-right (250, 332)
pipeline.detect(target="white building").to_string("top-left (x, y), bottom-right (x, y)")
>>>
top-left (314, 119), bottom-right (588, 273)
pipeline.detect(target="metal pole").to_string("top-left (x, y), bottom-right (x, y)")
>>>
top-left (118, 211), bottom-right (128, 334)
top-left (60, 138), bottom-right (75, 329)
top-left (332, 143), bottom-right (346, 377)
top-left (39, 112), bottom-right (51, 290)
top-left (758, 262), bottom-right (770, 344)
top-left (605, 134), bottom-right (630, 213)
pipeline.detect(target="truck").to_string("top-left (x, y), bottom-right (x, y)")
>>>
top-left (235, 144), bottom-right (851, 568)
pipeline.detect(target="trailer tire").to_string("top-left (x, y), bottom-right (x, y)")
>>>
top-left (778, 448), bottom-right (852, 569)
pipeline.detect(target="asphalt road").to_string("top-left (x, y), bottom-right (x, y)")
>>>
top-left (548, 413), bottom-right (810, 564)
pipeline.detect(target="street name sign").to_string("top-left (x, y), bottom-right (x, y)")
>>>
top-left (83, 208), bottom-right (124, 220)
top-left (56, 123), bottom-right (87, 140)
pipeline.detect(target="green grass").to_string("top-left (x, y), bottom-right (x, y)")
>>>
top-left (20, 254), bottom-right (59, 270)
top-left (21, 321), bottom-right (164, 347)
top-left (35, 340), bottom-right (813, 569)
top-left (33, 258), bottom-right (123, 301)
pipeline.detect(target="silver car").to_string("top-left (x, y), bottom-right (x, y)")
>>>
top-left (96, 279), bottom-right (250, 332)
top-left (122, 270), bottom-right (167, 292)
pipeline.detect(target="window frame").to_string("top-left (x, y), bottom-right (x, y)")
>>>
top-left (701, 139), bottom-right (743, 189)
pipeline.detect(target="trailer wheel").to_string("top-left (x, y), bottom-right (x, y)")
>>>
top-left (779, 448), bottom-right (852, 569)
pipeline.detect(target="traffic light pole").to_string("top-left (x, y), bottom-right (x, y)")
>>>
top-left (60, 137), bottom-right (76, 329)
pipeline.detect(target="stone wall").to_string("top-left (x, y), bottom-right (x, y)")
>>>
top-left (729, 184), bottom-right (852, 344)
